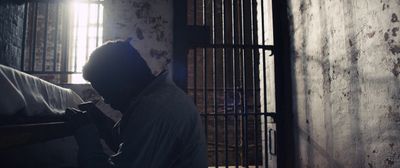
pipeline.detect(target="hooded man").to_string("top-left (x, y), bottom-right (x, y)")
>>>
top-left (66, 39), bottom-right (207, 168)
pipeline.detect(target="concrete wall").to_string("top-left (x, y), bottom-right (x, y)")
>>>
top-left (288, 0), bottom-right (400, 167)
top-left (103, 0), bottom-right (173, 75)
top-left (0, 3), bottom-right (24, 69)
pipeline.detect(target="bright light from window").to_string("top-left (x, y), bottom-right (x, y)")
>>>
top-left (69, 1), bottom-right (103, 84)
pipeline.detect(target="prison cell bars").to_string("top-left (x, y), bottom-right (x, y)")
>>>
top-left (186, 0), bottom-right (275, 167)
top-left (20, 0), bottom-right (103, 80)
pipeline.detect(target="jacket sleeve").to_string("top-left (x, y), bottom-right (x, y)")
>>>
top-left (74, 124), bottom-right (110, 168)
top-left (108, 116), bottom-right (181, 168)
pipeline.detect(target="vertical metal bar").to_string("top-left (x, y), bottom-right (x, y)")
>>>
top-left (212, 0), bottom-right (219, 167)
top-left (53, 3), bottom-right (59, 72)
top-left (251, 0), bottom-right (259, 167)
top-left (202, 0), bottom-right (208, 164)
top-left (232, 0), bottom-right (239, 167)
top-left (263, 58), bottom-right (268, 168)
top-left (261, 0), bottom-right (269, 167)
top-left (31, 2), bottom-right (38, 72)
top-left (21, 0), bottom-right (28, 71)
top-left (74, 3), bottom-right (79, 72)
top-left (272, 0), bottom-right (296, 164)
top-left (222, 1), bottom-right (228, 167)
top-left (239, 0), bottom-right (248, 167)
top-left (85, 2), bottom-right (90, 62)
top-left (193, 0), bottom-right (197, 105)
top-left (62, 2), bottom-right (70, 75)
top-left (222, 0), bottom-right (228, 167)
top-left (42, 2), bottom-right (49, 72)
top-left (96, 0), bottom-right (100, 47)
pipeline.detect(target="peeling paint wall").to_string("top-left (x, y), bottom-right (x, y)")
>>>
top-left (288, 0), bottom-right (400, 167)
top-left (103, 0), bottom-right (173, 75)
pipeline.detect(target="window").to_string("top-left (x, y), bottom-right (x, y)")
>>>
top-left (21, 0), bottom-right (104, 84)
top-left (69, 1), bottom-right (103, 83)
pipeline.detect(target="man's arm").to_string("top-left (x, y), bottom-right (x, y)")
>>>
top-left (108, 115), bottom-right (181, 168)
top-left (78, 102), bottom-right (119, 151)
top-left (73, 124), bottom-right (110, 168)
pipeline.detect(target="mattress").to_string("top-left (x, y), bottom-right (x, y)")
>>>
top-left (0, 64), bottom-right (83, 124)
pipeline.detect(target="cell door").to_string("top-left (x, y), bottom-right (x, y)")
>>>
top-left (173, 0), bottom-right (278, 167)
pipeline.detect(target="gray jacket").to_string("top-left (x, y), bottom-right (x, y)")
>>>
top-left (77, 72), bottom-right (208, 168)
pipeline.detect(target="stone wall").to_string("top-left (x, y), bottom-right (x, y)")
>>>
top-left (0, 3), bottom-right (24, 69)
top-left (288, 0), bottom-right (400, 167)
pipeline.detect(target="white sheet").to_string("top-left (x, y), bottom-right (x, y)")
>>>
top-left (0, 64), bottom-right (83, 117)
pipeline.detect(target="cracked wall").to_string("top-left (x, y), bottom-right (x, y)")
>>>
top-left (288, 0), bottom-right (400, 167)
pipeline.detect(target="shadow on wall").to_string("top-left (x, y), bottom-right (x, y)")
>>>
top-left (289, 0), bottom-right (400, 166)
top-left (286, 0), bottom-right (400, 167)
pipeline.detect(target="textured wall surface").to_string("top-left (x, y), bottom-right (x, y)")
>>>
top-left (103, 0), bottom-right (173, 75)
top-left (288, 0), bottom-right (400, 167)
top-left (0, 3), bottom-right (24, 69)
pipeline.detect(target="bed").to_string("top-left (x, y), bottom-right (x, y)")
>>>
top-left (0, 64), bottom-right (84, 167)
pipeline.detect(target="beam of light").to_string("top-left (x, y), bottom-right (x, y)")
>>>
top-left (70, 1), bottom-right (103, 84)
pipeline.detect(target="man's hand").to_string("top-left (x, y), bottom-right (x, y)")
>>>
top-left (77, 102), bottom-right (116, 150)
top-left (78, 102), bottom-right (112, 128)
top-left (65, 108), bottom-right (92, 131)
top-left (65, 105), bottom-right (105, 163)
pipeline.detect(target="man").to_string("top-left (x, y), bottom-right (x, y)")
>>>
top-left (66, 39), bottom-right (208, 168)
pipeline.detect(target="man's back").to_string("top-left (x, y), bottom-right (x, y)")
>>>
top-left (111, 72), bottom-right (208, 168)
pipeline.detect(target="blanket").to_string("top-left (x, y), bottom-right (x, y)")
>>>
top-left (0, 64), bottom-right (83, 123)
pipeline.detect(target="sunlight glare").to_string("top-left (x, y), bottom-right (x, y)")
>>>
top-left (70, 1), bottom-right (103, 84)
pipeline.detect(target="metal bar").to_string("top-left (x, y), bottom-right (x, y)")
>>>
top-left (73, 3), bottom-right (79, 72)
top-left (23, 71), bottom-right (86, 74)
top-left (42, 2), bottom-right (49, 72)
top-left (261, 0), bottom-right (269, 167)
top-left (21, 0), bottom-right (28, 71)
top-left (53, 3), bottom-right (59, 72)
top-left (187, 87), bottom-right (261, 91)
top-left (26, 0), bottom-right (104, 4)
top-left (62, 2), bottom-right (70, 75)
top-left (0, 121), bottom-right (72, 150)
top-left (212, 0), bottom-right (219, 166)
top-left (193, 0), bottom-right (197, 105)
top-left (200, 112), bottom-right (275, 117)
top-left (239, 0), bottom-right (249, 167)
top-left (202, 0), bottom-right (208, 161)
top-left (250, 0), bottom-right (259, 166)
top-left (85, 2), bottom-right (90, 62)
top-left (222, 0), bottom-right (228, 167)
top-left (232, 0), bottom-right (239, 166)
top-left (31, 2), bottom-right (38, 71)
top-left (96, 0), bottom-right (100, 47)
top-left (189, 44), bottom-right (273, 50)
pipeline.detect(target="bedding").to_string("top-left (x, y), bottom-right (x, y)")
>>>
top-left (0, 64), bottom-right (83, 124)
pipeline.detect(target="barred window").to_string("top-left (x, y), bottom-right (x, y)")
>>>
top-left (21, 0), bottom-right (104, 84)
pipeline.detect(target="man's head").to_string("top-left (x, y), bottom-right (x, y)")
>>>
top-left (83, 39), bottom-right (155, 111)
